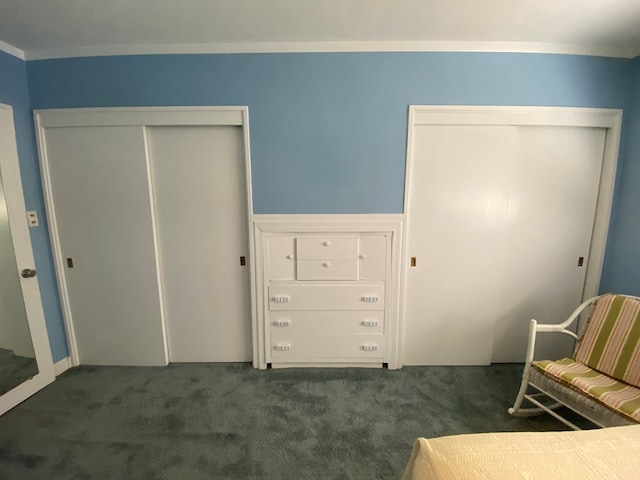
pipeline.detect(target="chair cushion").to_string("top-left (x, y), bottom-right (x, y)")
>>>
top-left (534, 358), bottom-right (640, 422)
top-left (574, 293), bottom-right (640, 388)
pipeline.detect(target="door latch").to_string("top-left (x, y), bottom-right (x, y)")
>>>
top-left (21, 268), bottom-right (37, 278)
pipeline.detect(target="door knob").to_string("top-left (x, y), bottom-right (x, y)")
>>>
top-left (21, 268), bottom-right (37, 278)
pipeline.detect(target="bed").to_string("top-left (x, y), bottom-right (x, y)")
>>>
top-left (402, 425), bottom-right (640, 480)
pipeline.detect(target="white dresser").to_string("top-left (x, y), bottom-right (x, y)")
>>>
top-left (253, 216), bottom-right (403, 369)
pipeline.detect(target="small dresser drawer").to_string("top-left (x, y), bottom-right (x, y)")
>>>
top-left (270, 333), bottom-right (385, 359)
top-left (297, 237), bottom-right (358, 259)
top-left (297, 259), bottom-right (358, 280)
top-left (269, 282), bottom-right (384, 311)
top-left (270, 311), bottom-right (384, 335)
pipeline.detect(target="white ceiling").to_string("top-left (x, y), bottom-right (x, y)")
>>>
top-left (1, 0), bottom-right (639, 60)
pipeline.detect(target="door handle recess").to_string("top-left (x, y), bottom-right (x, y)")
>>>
top-left (21, 268), bottom-right (37, 278)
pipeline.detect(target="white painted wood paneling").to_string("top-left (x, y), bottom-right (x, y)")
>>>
top-left (270, 333), bottom-right (385, 359)
top-left (492, 126), bottom-right (606, 362)
top-left (404, 126), bottom-right (515, 365)
top-left (296, 237), bottom-right (358, 259)
top-left (0, 103), bottom-right (54, 416)
top-left (268, 282), bottom-right (385, 311)
top-left (265, 235), bottom-right (296, 280)
top-left (402, 108), bottom-right (617, 366)
top-left (359, 235), bottom-right (387, 280)
top-left (43, 126), bottom-right (167, 366)
top-left (253, 215), bottom-right (403, 369)
top-left (270, 311), bottom-right (385, 335)
top-left (296, 259), bottom-right (358, 281)
top-left (37, 107), bottom-right (244, 129)
top-left (148, 126), bottom-right (252, 362)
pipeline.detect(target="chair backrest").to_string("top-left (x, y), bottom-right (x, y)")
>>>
top-left (575, 293), bottom-right (640, 388)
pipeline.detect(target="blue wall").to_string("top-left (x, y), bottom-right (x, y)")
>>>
top-left (0, 50), bottom-right (68, 361)
top-left (20, 52), bottom-right (638, 358)
top-left (28, 53), bottom-right (632, 215)
top-left (600, 57), bottom-right (640, 296)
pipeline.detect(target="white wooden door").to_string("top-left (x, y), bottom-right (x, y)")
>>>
top-left (492, 126), bottom-right (606, 362)
top-left (0, 104), bottom-right (54, 416)
top-left (44, 126), bottom-right (167, 366)
top-left (404, 124), bottom-right (606, 365)
top-left (147, 126), bottom-right (252, 362)
top-left (404, 126), bottom-right (515, 365)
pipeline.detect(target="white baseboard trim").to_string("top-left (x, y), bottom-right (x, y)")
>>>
top-left (53, 357), bottom-right (72, 376)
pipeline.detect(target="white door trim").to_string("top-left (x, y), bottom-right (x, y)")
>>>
top-left (34, 107), bottom-right (255, 367)
top-left (0, 103), bottom-right (55, 416)
top-left (402, 105), bottom-right (623, 367)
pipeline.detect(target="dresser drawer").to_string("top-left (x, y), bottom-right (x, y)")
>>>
top-left (297, 259), bottom-right (358, 280)
top-left (269, 282), bottom-right (384, 311)
top-left (270, 311), bottom-right (384, 335)
top-left (270, 334), bottom-right (385, 359)
top-left (297, 236), bottom-right (358, 259)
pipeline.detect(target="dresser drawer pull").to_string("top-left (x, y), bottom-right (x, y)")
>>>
top-left (362, 344), bottom-right (378, 352)
top-left (323, 241), bottom-right (331, 246)
top-left (272, 295), bottom-right (290, 303)
top-left (274, 344), bottom-right (292, 351)
top-left (273, 319), bottom-right (291, 327)
top-left (362, 296), bottom-right (379, 303)
top-left (322, 262), bottom-right (331, 267)
top-left (361, 319), bottom-right (379, 327)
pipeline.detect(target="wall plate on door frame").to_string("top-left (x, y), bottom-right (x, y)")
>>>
top-left (26, 210), bottom-right (39, 227)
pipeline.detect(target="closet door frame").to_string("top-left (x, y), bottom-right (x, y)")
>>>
top-left (401, 106), bottom-right (623, 368)
top-left (35, 107), bottom-right (255, 367)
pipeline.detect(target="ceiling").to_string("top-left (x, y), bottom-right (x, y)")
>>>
top-left (1, 0), bottom-right (639, 60)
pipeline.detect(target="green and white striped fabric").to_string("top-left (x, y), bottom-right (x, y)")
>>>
top-left (534, 358), bottom-right (640, 422)
top-left (574, 293), bottom-right (640, 388)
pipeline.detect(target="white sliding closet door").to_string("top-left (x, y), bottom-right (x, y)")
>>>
top-left (148, 126), bottom-right (251, 362)
top-left (404, 123), bottom-right (606, 365)
top-left (404, 126), bottom-right (516, 365)
top-left (492, 126), bottom-right (605, 362)
top-left (44, 126), bottom-right (167, 366)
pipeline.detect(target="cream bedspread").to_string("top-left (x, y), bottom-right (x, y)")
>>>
top-left (402, 425), bottom-right (640, 480)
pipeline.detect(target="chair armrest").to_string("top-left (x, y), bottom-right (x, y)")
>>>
top-left (522, 295), bottom-right (600, 367)
top-left (536, 296), bottom-right (600, 332)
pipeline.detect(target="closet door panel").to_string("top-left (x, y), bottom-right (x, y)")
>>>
top-left (404, 122), bottom-right (607, 366)
top-left (45, 126), bottom-right (167, 366)
top-left (148, 126), bottom-right (251, 362)
top-left (492, 126), bottom-right (606, 362)
top-left (404, 126), bottom-right (515, 365)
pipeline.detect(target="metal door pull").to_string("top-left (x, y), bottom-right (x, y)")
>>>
top-left (21, 268), bottom-right (37, 278)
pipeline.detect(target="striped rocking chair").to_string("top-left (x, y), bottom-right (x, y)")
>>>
top-left (509, 293), bottom-right (640, 429)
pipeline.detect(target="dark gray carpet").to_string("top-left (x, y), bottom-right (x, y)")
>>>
top-left (0, 347), bottom-right (38, 396)
top-left (0, 363), bottom-right (582, 479)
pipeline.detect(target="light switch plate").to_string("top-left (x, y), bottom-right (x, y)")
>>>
top-left (26, 211), bottom-right (39, 227)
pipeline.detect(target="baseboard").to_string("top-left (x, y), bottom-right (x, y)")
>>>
top-left (54, 357), bottom-right (72, 376)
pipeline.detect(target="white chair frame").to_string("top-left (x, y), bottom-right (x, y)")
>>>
top-left (508, 294), bottom-right (640, 430)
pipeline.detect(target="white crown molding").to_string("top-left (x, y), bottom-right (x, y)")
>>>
top-left (0, 39), bottom-right (25, 60)
top-left (24, 40), bottom-right (636, 61)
